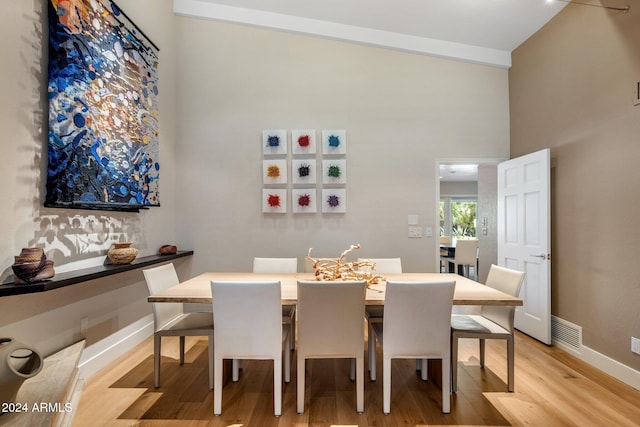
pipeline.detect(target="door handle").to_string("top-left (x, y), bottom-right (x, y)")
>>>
top-left (530, 254), bottom-right (550, 260)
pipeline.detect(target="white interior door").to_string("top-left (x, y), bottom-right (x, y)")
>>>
top-left (497, 148), bottom-right (551, 344)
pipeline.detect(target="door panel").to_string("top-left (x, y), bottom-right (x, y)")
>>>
top-left (498, 148), bottom-right (551, 344)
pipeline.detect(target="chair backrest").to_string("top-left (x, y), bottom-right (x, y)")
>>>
top-left (211, 281), bottom-right (282, 358)
top-left (481, 265), bottom-right (526, 332)
top-left (454, 239), bottom-right (479, 265)
top-left (143, 263), bottom-right (183, 331)
top-left (440, 236), bottom-right (451, 245)
top-left (357, 258), bottom-right (402, 274)
top-left (253, 257), bottom-right (298, 273)
top-left (383, 281), bottom-right (456, 358)
top-left (296, 280), bottom-right (366, 357)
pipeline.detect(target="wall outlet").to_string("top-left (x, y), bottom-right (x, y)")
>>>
top-left (632, 337), bottom-right (640, 355)
top-left (408, 226), bottom-right (423, 238)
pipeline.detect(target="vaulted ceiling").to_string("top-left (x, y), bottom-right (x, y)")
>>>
top-left (173, 0), bottom-right (570, 68)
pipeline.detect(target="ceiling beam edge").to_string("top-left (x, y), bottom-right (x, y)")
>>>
top-left (173, 0), bottom-right (511, 69)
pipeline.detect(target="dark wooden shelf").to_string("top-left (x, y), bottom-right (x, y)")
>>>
top-left (0, 251), bottom-right (194, 297)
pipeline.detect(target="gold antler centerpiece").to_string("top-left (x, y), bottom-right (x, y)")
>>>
top-left (306, 244), bottom-right (385, 286)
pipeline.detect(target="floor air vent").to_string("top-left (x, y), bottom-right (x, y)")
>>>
top-left (551, 316), bottom-right (582, 353)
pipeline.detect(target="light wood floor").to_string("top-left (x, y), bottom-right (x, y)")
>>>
top-left (74, 330), bottom-right (640, 426)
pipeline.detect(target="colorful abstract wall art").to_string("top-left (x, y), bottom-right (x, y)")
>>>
top-left (322, 159), bottom-right (347, 185)
top-left (262, 189), bottom-right (287, 213)
top-left (46, 0), bottom-right (160, 212)
top-left (292, 189), bottom-right (317, 213)
top-left (291, 129), bottom-right (316, 155)
top-left (262, 130), bottom-right (288, 155)
top-left (322, 189), bottom-right (346, 213)
top-left (263, 159), bottom-right (288, 184)
top-left (322, 130), bottom-right (347, 155)
top-left (292, 159), bottom-right (316, 184)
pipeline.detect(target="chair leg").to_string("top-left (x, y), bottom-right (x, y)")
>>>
top-left (350, 358), bottom-right (355, 381)
top-left (356, 355), bottom-right (364, 413)
top-left (451, 332), bottom-right (458, 393)
top-left (368, 322), bottom-right (377, 381)
top-left (232, 359), bottom-right (240, 382)
top-left (507, 336), bottom-right (515, 392)
top-left (154, 334), bottom-right (161, 388)
top-left (383, 357), bottom-right (391, 414)
top-left (179, 336), bottom-right (185, 365)
top-left (284, 332), bottom-right (291, 383)
top-left (290, 310), bottom-right (296, 350)
top-left (420, 359), bottom-right (428, 381)
top-left (297, 357), bottom-right (305, 414)
top-left (479, 339), bottom-right (486, 368)
top-left (213, 357), bottom-right (223, 415)
top-left (208, 334), bottom-right (214, 390)
top-left (442, 356), bottom-right (451, 413)
top-left (274, 358), bottom-right (282, 416)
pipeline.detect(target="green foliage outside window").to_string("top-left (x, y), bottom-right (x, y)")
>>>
top-left (451, 201), bottom-right (476, 239)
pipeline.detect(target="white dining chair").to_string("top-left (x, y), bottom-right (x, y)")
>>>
top-left (143, 263), bottom-right (214, 389)
top-left (253, 257), bottom-right (298, 350)
top-left (358, 257), bottom-right (402, 381)
top-left (451, 264), bottom-right (525, 392)
top-left (450, 239), bottom-right (479, 280)
top-left (296, 280), bottom-right (367, 414)
top-left (210, 280), bottom-right (291, 416)
top-left (369, 280), bottom-right (456, 414)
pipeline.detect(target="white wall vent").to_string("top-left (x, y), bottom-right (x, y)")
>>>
top-left (551, 315), bottom-right (582, 354)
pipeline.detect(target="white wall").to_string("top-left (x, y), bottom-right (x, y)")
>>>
top-left (174, 18), bottom-right (511, 275)
top-left (0, 2), bottom-right (510, 377)
top-left (0, 0), bottom-right (179, 377)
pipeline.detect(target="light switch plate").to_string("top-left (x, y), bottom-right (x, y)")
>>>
top-left (408, 226), bottom-right (422, 238)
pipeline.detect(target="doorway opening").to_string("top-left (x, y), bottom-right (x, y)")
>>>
top-left (436, 159), bottom-right (501, 283)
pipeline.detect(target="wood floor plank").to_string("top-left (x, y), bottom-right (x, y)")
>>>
top-left (73, 333), bottom-right (640, 426)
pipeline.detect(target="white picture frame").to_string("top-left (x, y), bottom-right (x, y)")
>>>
top-left (262, 129), bottom-right (288, 155)
top-left (263, 159), bottom-right (288, 185)
top-left (292, 188), bottom-right (317, 213)
top-left (322, 159), bottom-right (346, 185)
top-left (291, 129), bottom-right (316, 155)
top-left (322, 129), bottom-right (347, 155)
top-left (322, 188), bottom-right (346, 213)
top-left (262, 188), bottom-right (287, 213)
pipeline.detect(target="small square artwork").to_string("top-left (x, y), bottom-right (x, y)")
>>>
top-left (263, 159), bottom-right (288, 185)
top-left (322, 188), bottom-right (346, 213)
top-left (292, 189), bottom-right (317, 213)
top-left (292, 159), bottom-right (316, 185)
top-left (263, 188), bottom-right (287, 213)
top-left (292, 129), bottom-right (316, 155)
top-left (322, 159), bottom-right (347, 185)
top-left (322, 129), bottom-right (347, 155)
top-left (262, 130), bottom-right (288, 155)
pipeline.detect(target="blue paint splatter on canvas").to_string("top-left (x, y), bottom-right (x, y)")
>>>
top-left (46, 0), bottom-right (160, 209)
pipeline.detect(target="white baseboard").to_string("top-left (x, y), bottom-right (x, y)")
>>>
top-left (78, 314), bottom-right (154, 379)
top-left (554, 339), bottom-right (640, 391)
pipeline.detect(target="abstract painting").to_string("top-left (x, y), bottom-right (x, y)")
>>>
top-left (292, 189), bottom-right (317, 213)
top-left (322, 159), bottom-right (347, 185)
top-left (292, 159), bottom-right (316, 185)
top-left (263, 189), bottom-right (287, 213)
top-left (322, 189), bottom-right (346, 213)
top-left (322, 130), bottom-right (347, 155)
top-left (262, 130), bottom-right (288, 155)
top-left (46, 0), bottom-right (160, 211)
top-left (263, 159), bottom-right (288, 185)
top-left (291, 129), bottom-right (316, 155)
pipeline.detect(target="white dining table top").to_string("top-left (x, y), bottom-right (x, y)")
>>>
top-left (147, 272), bottom-right (523, 306)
